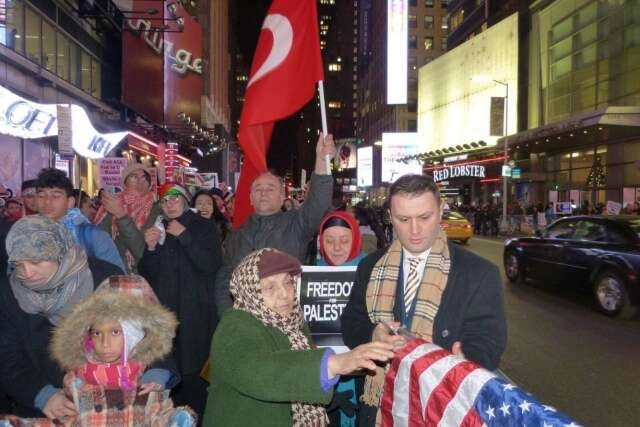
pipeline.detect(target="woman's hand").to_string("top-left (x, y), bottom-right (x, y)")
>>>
top-left (144, 227), bottom-right (161, 251)
top-left (327, 342), bottom-right (394, 378)
top-left (43, 390), bottom-right (77, 421)
top-left (138, 382), bottom-right (164, 395)
top-left (101, 193), bottom-right (126, 219)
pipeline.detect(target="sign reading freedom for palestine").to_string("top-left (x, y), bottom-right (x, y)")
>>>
top-left (298, 266), bottom-right (357, 353)
top-left (432, 164), bottom-right (486, 183)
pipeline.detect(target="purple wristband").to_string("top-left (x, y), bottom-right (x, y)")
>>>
top-left (320, 348), bottom-right (340, 392)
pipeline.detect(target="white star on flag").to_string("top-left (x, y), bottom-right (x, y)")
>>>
top-left (519, 400), bottom-right (533, 413)
top-left (503, 383), bottom-right (516, 391)
top-left (485, 406), bottom-right (496, 419)
top-left (565, 423), bottom-right (582, 427)
top-left (500, 402), bottom-right (511, 416)
top-left (543, 405), bottom-right (557, 412)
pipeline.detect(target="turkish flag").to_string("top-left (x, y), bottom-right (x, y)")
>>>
top-left (233, 0), bottom-right (324, 228)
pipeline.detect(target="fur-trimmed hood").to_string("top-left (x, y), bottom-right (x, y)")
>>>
top-left (51, 275), bottom-right (178, 370)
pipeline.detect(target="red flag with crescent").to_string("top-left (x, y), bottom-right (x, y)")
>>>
top-left (233, 0), bottom-right (324, 228)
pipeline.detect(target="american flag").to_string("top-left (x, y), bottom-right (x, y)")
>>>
top-left (380, 339), bottom-right (580, 427)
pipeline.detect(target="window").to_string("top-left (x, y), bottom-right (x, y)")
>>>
top-left (42, 20), bottom-right (55, 72)
top-left (424, 36), bottom-right (433, 51)
top-left (574, 221), bottom-right (607, 242)
top-left (69, 41), bottom-right (80, 86)
top-left (91, 57), bottom-right (101, 98)
top-left (81, 50), bottom-right (91, 93)
top-left (409, 35), bottom-right (417, 49)
top-left (408, 120), bottom-right (417, 131)
top-left (328, 63), bottom-right (342, 71)
top-left (545, 220), bottom-right (578, 239)
top-left (424, 15), bottom-right (434, 29)
top-left (56, 32), bottom-right (70, 80)
top-left (441, 37), bottom-right (447, 51)
top-left (425, 0), bottom-right (434, 7)
top-left (25, 6), bottom-right (41, 64)
top-left (409, 15), bottom-right (417, 28)
top-left (328, 101), bottom-right (342, 109)
top-left (2, 0), bottom-right (25, 53)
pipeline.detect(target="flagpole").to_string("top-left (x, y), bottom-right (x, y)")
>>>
top-left (318, 80), bottom-right (331, 175)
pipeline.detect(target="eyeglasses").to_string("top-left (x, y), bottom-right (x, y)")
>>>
top-left (160, 195), bottom-right (182, 204)
top-left (127, 173), bottom-right (147, 181)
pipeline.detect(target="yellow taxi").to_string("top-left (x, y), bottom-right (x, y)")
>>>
top-left (441, 210), bottom-right (473, 243)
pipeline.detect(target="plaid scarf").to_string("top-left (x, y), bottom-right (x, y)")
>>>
top-left (362, 228), bottom-right (450, 414)
top-left (231, 249), bottom-right (327, 427)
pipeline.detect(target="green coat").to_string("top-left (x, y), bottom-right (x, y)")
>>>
top-left (203, 309), bottom-right (333, 426)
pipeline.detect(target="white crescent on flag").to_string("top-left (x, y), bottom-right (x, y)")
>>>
top-left (247, 14), bottom-right (293, 87)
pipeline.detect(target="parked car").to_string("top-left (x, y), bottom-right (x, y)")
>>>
top-left (503, 215), bottom-right (640, 318)
top-left (441, 210), bottom-right (473, 243)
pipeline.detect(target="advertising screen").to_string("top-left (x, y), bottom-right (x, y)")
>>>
top-left (357, 146), bottom-right (373, 187)
top-left (381, 132), bottom-right (423, 183)
top-left (387, 0), bottom-right (407, 104)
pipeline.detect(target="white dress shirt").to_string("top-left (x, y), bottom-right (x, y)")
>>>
top-left (402, 247), bottom-right (431, 294)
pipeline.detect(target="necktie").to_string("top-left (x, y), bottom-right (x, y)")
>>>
top-left (404, 257), bottom-right (422, 312)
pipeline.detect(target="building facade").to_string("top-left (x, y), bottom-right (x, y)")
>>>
top-left (509, 0), bottom-right (640, 209)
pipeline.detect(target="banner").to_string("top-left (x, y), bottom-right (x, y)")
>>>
top-left (0, 85), bottom-right (127, 159)
top-left (298, 266), bottom-right (356, 352)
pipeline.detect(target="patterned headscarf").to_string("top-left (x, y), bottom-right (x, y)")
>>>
top-left (6, 215), bottom-right (92, 325)
top-left (230, 248), bottom-right (327, 427)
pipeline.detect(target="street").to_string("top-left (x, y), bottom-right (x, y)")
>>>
top-left (465, 236), bottom-right (640, 426)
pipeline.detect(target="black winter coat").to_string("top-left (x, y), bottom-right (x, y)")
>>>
top-left (0, 258), bottom-right (125, 417)
top-left (341, 242), bottom-right (507, 371)
top-left (138, 209), bottom-right (222, 376)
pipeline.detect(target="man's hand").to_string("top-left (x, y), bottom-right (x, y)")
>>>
top-left (314, 133), bottom-right (337, 174)
top-left (100, 193), bottom-right (126, 219)
top-left (144, 227), bottom-right (161, 251)
top-left (372, 321), bottom-right (406, 350)
top-left (452, 341), bottom-right (465, 358)
top-left (166, 220), bottom-right (186, 236)
top-left (42, 390), bottom-right (77, 421)
top-left (327, 342), bottom-right (394, 377)
top-left (138, 382), bottom-right (163, 395)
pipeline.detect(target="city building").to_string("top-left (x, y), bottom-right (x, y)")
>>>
top-left (356, 0), bottom-right (450, 186)
top-left (447, 0), bottom-right (518, 50)
top-left (0, 0), bottom-right (125, 193)
top-left (506, 0), bottom-right (640, 209)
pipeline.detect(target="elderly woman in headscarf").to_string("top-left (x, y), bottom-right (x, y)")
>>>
top-left (94, 163), bottom-right (162, 273)
top-left (139, 183), bottom-right (222, 420)
top-left (0, 216), bottom-right (123, 420)
top-left (318, 211), bottom-right (367, 267)
top-left (204, 248), bottom-right (393, 427)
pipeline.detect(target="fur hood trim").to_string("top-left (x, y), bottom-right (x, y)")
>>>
top-left (51, 275), bottom-right (178, 370)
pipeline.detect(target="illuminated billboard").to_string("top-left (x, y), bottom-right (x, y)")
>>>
top-left (387, 0), bottom-right (407, 104)
top-left (357, 146), bottom-right (373, 187)
top-left (381, 132), bottom-right (423, 183)
top-left (417, 13), bottom-right (518, 150)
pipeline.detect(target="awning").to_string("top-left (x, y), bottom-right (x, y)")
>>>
top-left (500, 106), bottom-right (640, 149)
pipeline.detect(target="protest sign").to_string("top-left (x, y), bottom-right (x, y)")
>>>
top-left (97, 158), bottom-right (129, 191)
top-left (298, 266), bottom-right (357, 353)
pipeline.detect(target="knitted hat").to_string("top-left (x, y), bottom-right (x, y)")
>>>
top-left (120, 163), bottom-right (148, 183)
top-left (258, 249), bottom-right (302, 280)
top-left (6, 215), bottom-right (76, 263)
top-left (158, 183), bottom-right (192, 204)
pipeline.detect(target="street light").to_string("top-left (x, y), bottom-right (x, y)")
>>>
top-left (472, 75), bottom-right (509, 232)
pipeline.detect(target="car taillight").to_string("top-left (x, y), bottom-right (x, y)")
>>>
top-left (463, 224), bottom-right (471, 229)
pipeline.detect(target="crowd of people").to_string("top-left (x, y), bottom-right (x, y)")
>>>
top-left (0, 133), bottom-right (508, 426)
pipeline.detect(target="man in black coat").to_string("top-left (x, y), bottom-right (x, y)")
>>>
top-left (341, 174), bottom-right (506, 426)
